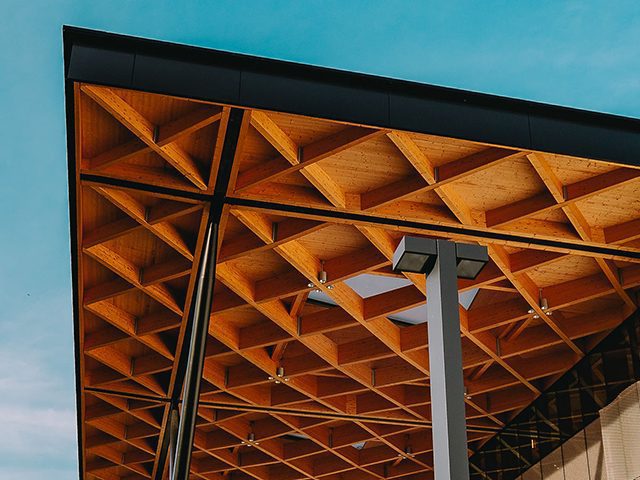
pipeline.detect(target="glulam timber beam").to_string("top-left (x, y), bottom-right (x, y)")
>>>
top-left (486, 166), bottom-right (640, 228)
top-left (81, 85), bottom-right (210, 190)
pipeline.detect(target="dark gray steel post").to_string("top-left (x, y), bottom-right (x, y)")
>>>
top-left (426, 239), bottom-right (469, 480)
top-left (170, 219), bottom-right (218, 480)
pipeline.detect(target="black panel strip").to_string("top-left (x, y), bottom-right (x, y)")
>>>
top-left (80, 173), bottom-right (211, 202)
top-left (225, 197), bottom-right (640, 261)
top-left (63, 79), bottom-right (84, 480)
top-left (211, 108), bottom-right (245, 214)
top-left (63, 26), bottom-right (640, 168)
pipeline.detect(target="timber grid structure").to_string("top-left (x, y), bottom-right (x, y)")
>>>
top-left (64, 26), bottom-right (640, 480)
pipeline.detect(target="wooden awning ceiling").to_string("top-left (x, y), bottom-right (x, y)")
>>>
top-left (70, 78), bottom-right (640, 480)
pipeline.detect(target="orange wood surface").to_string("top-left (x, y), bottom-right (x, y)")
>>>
top-left (71, 84), bottom-right (640, 479)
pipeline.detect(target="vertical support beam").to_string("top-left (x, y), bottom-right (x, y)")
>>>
top-left (167, 108), bottom-right (245, 480)
top-left (149, 108), bottom-right (245, 480)
top-left (171, 218), bottom-right (218, 480)
top-left (168, 407), bottom-right (179, 479)
top-left (427, 239), bottom-right (470, 480)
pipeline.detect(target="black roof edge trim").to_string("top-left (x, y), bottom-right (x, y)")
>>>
top-left (63, 26), bottom-right (640, 168)
top-left (63, 68), bottom-right (84, 480)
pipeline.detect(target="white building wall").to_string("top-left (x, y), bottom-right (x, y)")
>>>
top-left (600, 382), bottom-right (640, 479)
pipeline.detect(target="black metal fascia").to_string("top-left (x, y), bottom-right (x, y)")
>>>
top-left (63, 25), bottom-right (640, 168)
top-left (63, 67), bottom-right (85, 480)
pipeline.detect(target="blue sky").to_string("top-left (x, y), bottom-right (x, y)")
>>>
top-left (1, 1), bottom-right (639, 478)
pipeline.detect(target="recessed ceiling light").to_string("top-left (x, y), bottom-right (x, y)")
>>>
top-left (268, 366), bottom-right (289, 384)
top-left (241, 431), bottom-right (260, 447)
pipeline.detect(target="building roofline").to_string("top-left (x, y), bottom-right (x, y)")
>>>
top-left (63, 25), bottom-right (640, 167)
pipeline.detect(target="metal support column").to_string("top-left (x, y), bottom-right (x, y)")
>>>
top-left (144, 108), bottom-right (245, 480)
top-left (426, 239), bottom-right (470, 480)
top-left (168, 407), bottom-right (179, 479)
top-left (170, 218), bottom-right (218, 480)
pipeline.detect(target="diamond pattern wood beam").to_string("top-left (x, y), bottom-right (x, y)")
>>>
top-left (81, 85), bottom-right (209, 190)
top-left (527, 152), bottom-right (636, 311)
top-left (362, 135), bottom-right (523, 210)
top-left (486, 166), bottom-right (640, 228)
top-left (237, 111), bottom-right (385, 193)
top-left (70, 82), bottom-right (640, 480)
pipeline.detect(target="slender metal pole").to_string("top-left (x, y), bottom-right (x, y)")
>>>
top-left (168, 407), bottom-right (179, 479)
top-left (426, 239), bottom-right (470, 480)
top-left (171, 220), bottom-right (218, 480)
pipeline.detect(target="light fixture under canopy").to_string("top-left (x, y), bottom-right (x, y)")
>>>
top-left (455, 242), bottom-right (489, 280)
top-left (393, 236), bottom-right (488, 280)
top-left (392, 236), bottom-right (438, 274)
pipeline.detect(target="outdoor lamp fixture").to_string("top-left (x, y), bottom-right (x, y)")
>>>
top-left (392, 236), bottom-right (488, 280)
top-left (393, 236), bottom-right (488, 480)
top-left (392, 236), bottom-right (438, 274)
top-left (394, 435), bottom-right (415, 463)
top-left (455, 243), bottom-right (489, 280)
top-left (464, 387), bottom-right (472, 400)
top-left (528, 292), bottom-right (552, 319)
top-left (397, 444), bottom-right (415, 459)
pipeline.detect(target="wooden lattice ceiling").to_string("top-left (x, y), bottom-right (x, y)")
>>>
top-left (70, 82), bottom-right (640, 480)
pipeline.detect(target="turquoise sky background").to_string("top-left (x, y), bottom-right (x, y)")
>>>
top-left (1, 1), bottom-right (639, 478)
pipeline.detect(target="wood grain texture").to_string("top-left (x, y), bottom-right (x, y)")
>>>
top-left (71, 83), bottom-right (640, 480)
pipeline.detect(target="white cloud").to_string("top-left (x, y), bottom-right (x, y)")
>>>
top-left (0, 467), bottom-right (76, 480)
top-left (0, 290), bottom-right (77, 477)
top-left (0, 405), bottom-right (76, 456)
top-left (0, 350), bottom-right (77, 458)
top-left (0, 340), bottom-right (72, 407)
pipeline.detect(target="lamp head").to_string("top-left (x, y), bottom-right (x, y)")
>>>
top-left (393, 236), bottom-right (488, 280)
top-left (392, 236), bottom-right (438, 274)
top-left (455, 243), bottom-right (489, 280)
